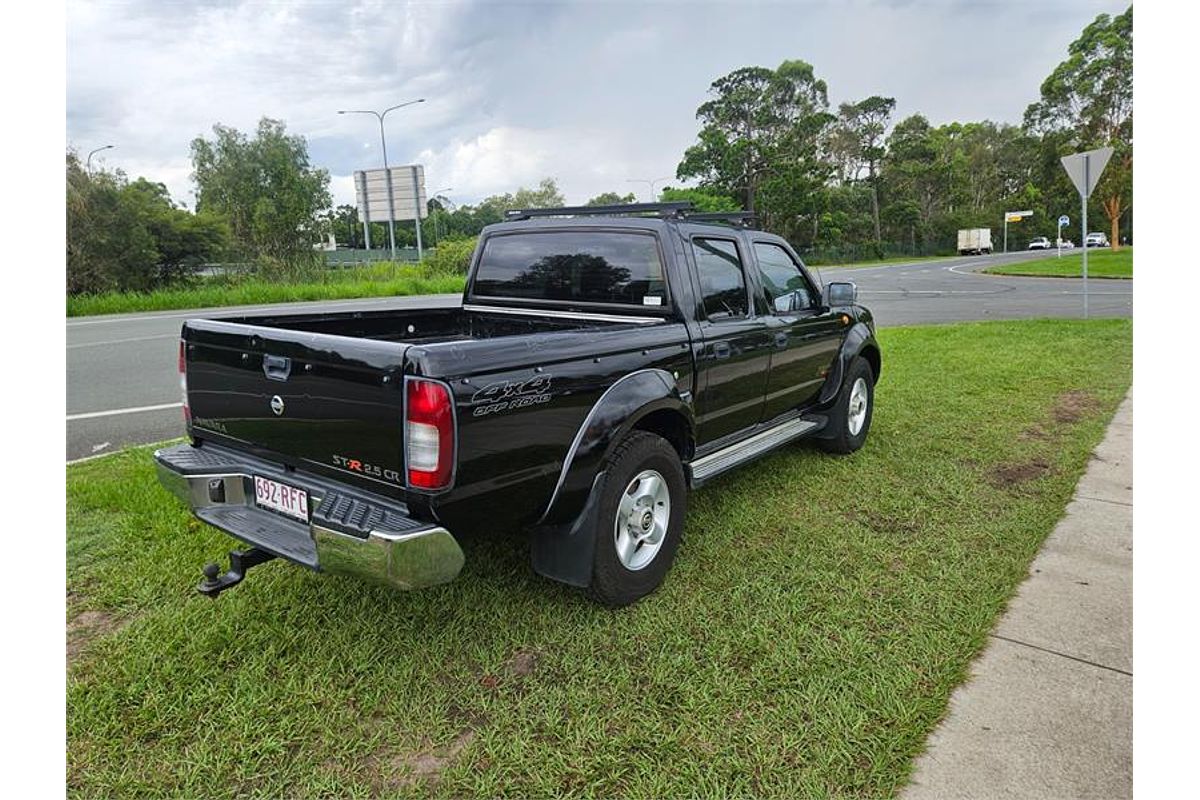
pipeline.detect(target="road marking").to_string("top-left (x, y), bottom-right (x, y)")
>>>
top-left (860, 289), bottom-right (1004, 295)
top-left (67, 333), bottom-right (178, 349)
top-left (67, 402), bottom-right (182, 421)
top-left (67, 436), bottom-right (186, 464)
top-left (91, 441), bottom-right (111, 453)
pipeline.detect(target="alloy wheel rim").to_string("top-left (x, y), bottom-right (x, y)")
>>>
top-left (847, 377), bottom-right (869, 435)
top-left (613, 469), bottom-right (671, 571)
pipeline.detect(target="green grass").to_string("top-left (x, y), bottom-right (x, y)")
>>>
top-left (66, 264), bottom-right (466, 317)
top-left (819, 254), bottom-right (958, 270)
top-left (66, 319), bottom-right (1132, 798)
top-left (984, 248), bottom-right (1132, 279)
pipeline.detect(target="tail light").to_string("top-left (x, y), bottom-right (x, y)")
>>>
top-left (406, 378), bottom-right (454, 489)
top-left (179, 339), bottom-right (191, 425)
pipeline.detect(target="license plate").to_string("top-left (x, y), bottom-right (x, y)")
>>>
top-left (253, 476), bottom-right (309, 522)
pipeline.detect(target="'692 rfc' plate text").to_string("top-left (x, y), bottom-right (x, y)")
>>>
top-left (253, 476), bottom-right (309, 522)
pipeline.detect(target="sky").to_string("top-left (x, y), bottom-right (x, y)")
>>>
top-left (66, 0), bottom-right (1126, 210)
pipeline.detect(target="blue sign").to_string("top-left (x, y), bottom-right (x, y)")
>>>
top-left (1058, 215), bottom-right (1070, 227)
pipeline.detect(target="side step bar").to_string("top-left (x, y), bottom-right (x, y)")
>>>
top-left (687, 416), bottom-right (824, 485)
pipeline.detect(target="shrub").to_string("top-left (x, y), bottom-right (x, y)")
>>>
top-left (425, 237), bottom-right (478, 275)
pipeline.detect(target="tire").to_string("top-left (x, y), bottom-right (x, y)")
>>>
top-left (817, 356), bottom-right (875, 455)
top-left (586, 431), bottom-right (687, 607)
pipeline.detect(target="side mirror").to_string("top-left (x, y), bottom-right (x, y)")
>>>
top-left (823, 281), bottom-right (857, 307)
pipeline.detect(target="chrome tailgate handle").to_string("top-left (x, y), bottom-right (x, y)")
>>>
top-left (263, 354), bottom-right (292, 381)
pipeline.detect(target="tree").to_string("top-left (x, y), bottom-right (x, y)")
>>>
top-left (66, 152), bottom-right (229, 294)
top-left (324, 205), bottom-right (355, 249)
top-left (658, 186), bottom-right (741, 212)
top-left (829, 96), bottom-right (895, 243)
top-left (880, 115), bottom-right (949, 246)
top-left (1024, 7), bottom-right (1132, 249)
top-left (586, 191), bottom-right (636, 206)
top-left (191, 118), bottom-right (331, 272)
top-left (122, 178), bottom-right (229, 285)
top-left (677, 61), bottom-right (832, 213)
top-left (478, 178), bottom-right (565, 213)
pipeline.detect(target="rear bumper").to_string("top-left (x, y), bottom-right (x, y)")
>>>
top-left (154, 443), bottom-right (464, 590)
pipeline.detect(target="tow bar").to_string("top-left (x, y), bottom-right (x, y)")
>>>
top-left (197, 547), bottom-right (276, 598)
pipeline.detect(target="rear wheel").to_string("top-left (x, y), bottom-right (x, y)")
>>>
top-left (817, 356), bottom-right (875, 455)
top-left (587, 431), bottom-right (686, 607)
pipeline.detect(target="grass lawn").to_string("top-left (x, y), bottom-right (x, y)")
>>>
top-left (818, 254), bottom-right (958, 270)
top-left (66, 318), bottom-right (1132, 798)
top-left (984, 248), bottom-right (1132, 279)
top-left (66, 265), bottom-right (466, 317)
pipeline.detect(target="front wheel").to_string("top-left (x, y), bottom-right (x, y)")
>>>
top-left (587, 431), bottom-right (686, 607)
top-left (817, 357), bottom-right (875, 455)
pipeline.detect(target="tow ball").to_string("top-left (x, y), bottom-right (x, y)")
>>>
top-left (197, 548), bottom-right (276, 598)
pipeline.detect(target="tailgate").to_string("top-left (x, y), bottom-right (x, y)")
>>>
top-left (183, 319), bottom-right (410, 494)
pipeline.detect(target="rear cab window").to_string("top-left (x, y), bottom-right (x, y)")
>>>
top-left (691, 236), bottom-right (749, 320)
top-left (470, 230), bottom-right (669, 311)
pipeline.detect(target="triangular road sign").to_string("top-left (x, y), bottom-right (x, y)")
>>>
top-left (1061, 147), bottom-right (1114, 197)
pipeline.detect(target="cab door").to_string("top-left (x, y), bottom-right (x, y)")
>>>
top-left (688, 235), bottom-right (774, 445)
top-left (750, 240), bottom-right (846, 420)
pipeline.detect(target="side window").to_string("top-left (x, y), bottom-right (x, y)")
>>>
top-left (692, 237), bottom-right (749, 320)
top-left (753, 242), bottom-right (816, 313)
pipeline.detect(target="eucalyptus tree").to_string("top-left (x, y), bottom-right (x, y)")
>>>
top-left (1024, 6), bottom-right (1132, 248)
top-left (191, 117), bottom-right (331, 273)
top-left (677, 60), bottom-right (833, 220)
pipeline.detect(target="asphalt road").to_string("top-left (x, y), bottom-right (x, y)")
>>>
top-left (65, 249), bottom-right (1131, 461)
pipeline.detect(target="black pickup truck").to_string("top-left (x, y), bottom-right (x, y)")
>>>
top-left (156, 202), bottom-right (881, 606)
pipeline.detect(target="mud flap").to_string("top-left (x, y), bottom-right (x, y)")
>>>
top-left (530, 471), bottom-right (606, 588)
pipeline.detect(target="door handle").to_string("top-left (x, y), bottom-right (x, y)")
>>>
top-left (775, 332), bottom-right (788, 348)
top-left (712, 342), bottom-right (731, 360)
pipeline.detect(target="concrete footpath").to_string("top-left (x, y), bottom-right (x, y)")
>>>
top-left (904, 393), bottom-right (1132, 800)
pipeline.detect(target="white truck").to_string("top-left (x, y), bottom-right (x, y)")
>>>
top-left (957, 228), bottom-right (992, 255)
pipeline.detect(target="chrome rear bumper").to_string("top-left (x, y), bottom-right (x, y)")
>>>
top-left (154, 443), bottom-right (464, 591)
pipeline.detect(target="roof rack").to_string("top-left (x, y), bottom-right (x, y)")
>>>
top-left (684, 211), bottom-right (758, 228)
top-left (504, 202), bottom-right (693, 220)
top-left (503, 202), bottom-right (759, 228)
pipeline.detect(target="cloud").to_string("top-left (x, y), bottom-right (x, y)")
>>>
top-left (67, 0), bottom-right (1124, 209)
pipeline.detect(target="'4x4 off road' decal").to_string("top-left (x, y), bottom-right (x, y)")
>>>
top-left (470, 375), bottom-right (553, 417)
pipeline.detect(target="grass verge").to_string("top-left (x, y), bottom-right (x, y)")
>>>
top-left (66, 318), bottom-right (1131, 798)
top-left (66, 265), bottom-right (466, 317)
top-left (818, 254), bottom-right (959, 270)
top-left (984, 248), bottom-right (1132, 279)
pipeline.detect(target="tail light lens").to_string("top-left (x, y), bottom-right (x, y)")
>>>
top-left (406, 378), bottom-right (454, 489)
top-left (179, 339), bottom-right (190, 425)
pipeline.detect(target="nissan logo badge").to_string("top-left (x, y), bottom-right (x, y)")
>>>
top-left (270, 395), bottom-right (285, 416)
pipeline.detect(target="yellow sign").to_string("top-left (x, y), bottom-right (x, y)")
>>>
top-left (1006, 215), bottom-right (1024, 222)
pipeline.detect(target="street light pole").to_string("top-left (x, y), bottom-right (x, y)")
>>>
top-left (86, 145), bottom-right (115, 172)
top-left (339, 99), bottom-right (425, 261)
top-left (625, 176), bottom-right (673, 203)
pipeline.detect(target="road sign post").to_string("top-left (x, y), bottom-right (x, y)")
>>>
top-left (1057, 214), bottom-right (1070, 258)
top-left (1061, 147), bottom-right (1113, 320)
top-left (411, 168), bottom-right (424, 261)
top-left (1002, 210), bottom-right (1033, 253)
top-left (354, 165), bottom-right (428, 261)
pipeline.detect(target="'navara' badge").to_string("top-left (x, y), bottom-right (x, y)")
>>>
top-left (270, 395), bottom-right (285, 416)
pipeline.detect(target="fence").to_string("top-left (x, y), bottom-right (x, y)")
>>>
top-left (324, 247), bottom-right (424, 266)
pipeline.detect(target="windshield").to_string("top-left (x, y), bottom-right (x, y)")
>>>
top-left (472, 231), bottom-right (667, 308)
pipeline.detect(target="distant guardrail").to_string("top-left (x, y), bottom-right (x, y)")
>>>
top-left (323, 247), bottom-right (425, 265)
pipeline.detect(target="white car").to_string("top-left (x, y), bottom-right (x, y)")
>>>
top-left (1085, 232), bottom-right (1110, 248)
top-left (1057, 239), bottom-right (1076, 249)
top-left (1027, 236), bottom-right (1051, 250)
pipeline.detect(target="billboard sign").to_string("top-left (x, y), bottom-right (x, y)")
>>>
top-left (354, 165), bottom-right (427, 223)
